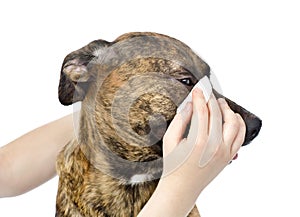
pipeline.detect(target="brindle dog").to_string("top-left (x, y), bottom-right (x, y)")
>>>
top-left (56, 32), bottom-right (262, 217)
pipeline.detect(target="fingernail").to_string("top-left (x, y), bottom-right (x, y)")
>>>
top-left (184, 102), bottom-right (192, 113)
top-left (193, 88), bottom-right (204, 98)
top-left (218, 98), bottom-right (227, 105)
top-left (185, 102), bottom-right (193, 113)
top-left (193, 87), bottom-right (202, 94)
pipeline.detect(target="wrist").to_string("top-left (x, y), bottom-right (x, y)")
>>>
top-left (138, 177), bottom-right (200, 217)
top-left (158, 175), bottom-right (202, 205)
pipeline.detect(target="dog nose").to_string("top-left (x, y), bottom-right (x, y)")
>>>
top-left (243, 116), bottom-right (262, 146)
top-left (212, 92), bottom-right (262, 146)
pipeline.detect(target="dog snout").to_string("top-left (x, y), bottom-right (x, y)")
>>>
top-left (243, 115), bottom-right (262, 146)
top-left (212, 90), bottom-right (262, 146)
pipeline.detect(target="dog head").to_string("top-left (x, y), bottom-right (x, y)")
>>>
top-left (58, 32), bottom-right (261, 165)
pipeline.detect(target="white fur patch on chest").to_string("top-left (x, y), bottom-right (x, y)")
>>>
top-left (129, 174), bottom-right (153, 185)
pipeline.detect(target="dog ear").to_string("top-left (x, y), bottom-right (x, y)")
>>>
top-left (58, 39), bottom-right (110, 105)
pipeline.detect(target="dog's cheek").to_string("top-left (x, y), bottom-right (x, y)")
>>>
top-left (128, 93), bottom-right (176, 139)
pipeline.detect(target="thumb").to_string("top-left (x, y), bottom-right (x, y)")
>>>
top-left (163, 102), bottom-right (193, 156)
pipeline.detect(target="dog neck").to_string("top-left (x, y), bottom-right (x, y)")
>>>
top-left (56, 140), bottom-right (160, 217)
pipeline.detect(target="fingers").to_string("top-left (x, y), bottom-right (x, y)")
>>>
top-left (163, 102), bottom-right (193, 155)
top-left (218, 98), bottom-right (245, 158)
top-left (207, 94), bottom-right (223, 146)
top-left (186, 89), bottom-right (209, 147)
top-left (231, 114), bottom-right (246, 156)
top-left (164, 89), bottom-right (246, 165)
top-left (198, 94), bottom-right (223, 167)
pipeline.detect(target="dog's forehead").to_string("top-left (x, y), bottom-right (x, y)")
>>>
top-left (92, 33), bottom-right (210, 80)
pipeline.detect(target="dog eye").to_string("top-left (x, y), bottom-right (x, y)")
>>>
top-left (179, 78), bottom-right (193, 86)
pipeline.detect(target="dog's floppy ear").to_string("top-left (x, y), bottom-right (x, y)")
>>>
top-left (58, 39), bottom-right (110, 105)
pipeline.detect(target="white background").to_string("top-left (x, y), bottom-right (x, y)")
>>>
top-left (0, 0), bottom-right (299, 216)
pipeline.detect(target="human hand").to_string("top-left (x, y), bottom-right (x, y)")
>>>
top-left (159, 88), bottom-right (246, 215)
top-left (138, 89), bottom-right (246, 217)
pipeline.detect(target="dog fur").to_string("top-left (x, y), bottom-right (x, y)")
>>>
top-left (55, 32), bottom-right (261, 217)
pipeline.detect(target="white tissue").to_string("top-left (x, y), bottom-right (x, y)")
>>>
top-left (177, 75), bottom-right (212, 113)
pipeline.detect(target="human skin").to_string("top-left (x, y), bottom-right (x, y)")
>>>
top-left (0, 89), bottom-right (245, 217)
top-left (138, 89), bottom-right (245, 217)
top-left (0, 114), bottom-right (74, 197)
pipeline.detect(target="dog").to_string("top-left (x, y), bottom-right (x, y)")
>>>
top-left (55, 32), bottom-right (262, 217)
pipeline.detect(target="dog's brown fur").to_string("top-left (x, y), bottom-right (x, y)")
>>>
top-left (56, 32), bottom-right (261, 217)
